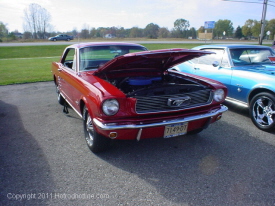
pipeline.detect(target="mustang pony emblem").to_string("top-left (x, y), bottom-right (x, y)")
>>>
top-left (167, 96), bottom-right (191, 107)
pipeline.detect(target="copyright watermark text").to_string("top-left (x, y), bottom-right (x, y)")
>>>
top-left (7, 192), bottom-right (110, 201)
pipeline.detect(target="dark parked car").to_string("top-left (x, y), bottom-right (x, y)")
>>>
top-left (51, 42), bottom-right (228, 152)
top-left (172, 44), bottom-right (275, 132)
top-left (48, 34), bottom-right (74, 41)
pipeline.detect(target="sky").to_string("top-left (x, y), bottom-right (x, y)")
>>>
top-left (0, 0), bottom-right (274, 33)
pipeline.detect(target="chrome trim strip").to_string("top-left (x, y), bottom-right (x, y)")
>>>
top-left (93, 105), bottom-right (228, 130)
top-left (61, 93), bottom-right (82, 117)
top-left (225, 97), bottom-right (248, 107)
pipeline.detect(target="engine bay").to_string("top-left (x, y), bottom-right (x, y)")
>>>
top-left (107, 72), bottom-right (207, 97)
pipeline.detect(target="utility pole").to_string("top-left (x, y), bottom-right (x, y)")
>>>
top-left (259, 0), bottom-right (268, 45)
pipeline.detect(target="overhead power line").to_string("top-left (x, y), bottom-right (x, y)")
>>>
top-left (222, 0), bottom-right (275, 6)
top-left (222, 0), bottom-right (264, 4)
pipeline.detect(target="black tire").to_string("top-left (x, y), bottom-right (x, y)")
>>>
top-left (250, 92), bottom-right (275, 132)
top-left (56, 84), bottom-right (65, 105)
top-left (53, 39), bottom-right (57, 41)
top-left (83, 106), bottom-right (111, 153)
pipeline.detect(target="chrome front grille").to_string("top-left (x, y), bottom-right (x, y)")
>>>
top-left (135, 89), bottom-right (212, 114)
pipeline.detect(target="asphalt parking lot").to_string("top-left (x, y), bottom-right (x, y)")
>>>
top-left (0, 81), bottom-right (275, 205)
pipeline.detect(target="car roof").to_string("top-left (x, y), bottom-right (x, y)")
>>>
top-left (193, 44), bottom-right (272, 50)
top-left (67, 42), bottom-right (147, 49)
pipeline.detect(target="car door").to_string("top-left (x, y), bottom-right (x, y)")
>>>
top-left (191, 48), bottom-right (234, 97)
top-left (58, 48), bottom-right (78, 106)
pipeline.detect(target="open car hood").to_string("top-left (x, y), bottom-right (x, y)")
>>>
top-left (94, 49), bottom-right (213, 75)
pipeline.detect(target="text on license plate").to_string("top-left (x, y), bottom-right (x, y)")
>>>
top-left (164, 122), bottom-right (188, 138)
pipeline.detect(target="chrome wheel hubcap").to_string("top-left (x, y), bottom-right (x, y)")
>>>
top-left (253, 97), bottom-right (275, 126)
top-left (85, 114), bottom-right (94, 146)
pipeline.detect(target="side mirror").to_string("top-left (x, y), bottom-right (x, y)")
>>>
top-left (212, 61), bottom-right (219, 67)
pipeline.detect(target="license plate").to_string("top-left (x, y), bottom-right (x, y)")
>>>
top-left (164, 122), bottom-right (188, 138)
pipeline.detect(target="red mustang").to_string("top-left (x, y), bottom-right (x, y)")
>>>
top-left (52, 42), bottom-right (228, 152)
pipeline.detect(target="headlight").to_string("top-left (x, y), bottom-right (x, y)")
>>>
top-left (102, 99), bottom-right (119, 116)
top-left (213, 89), bottom-right (225, 102)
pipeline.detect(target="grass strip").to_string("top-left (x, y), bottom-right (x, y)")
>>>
top-left (0, 43), bottom-right (202, 85)
top-left (0, 57), bottom-right (58, 85)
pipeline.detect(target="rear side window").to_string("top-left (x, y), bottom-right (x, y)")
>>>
top-left (230, 48), bottom-right (273, 65)
top-left (193, 48), bottom-right (229, 67)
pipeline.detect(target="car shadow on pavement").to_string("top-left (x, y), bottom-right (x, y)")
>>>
top-left (97, 120), bottom-right (275, 205)
top-left (0, 100), bottom-right (55, 205)
top-left (224, 101), bottom-right (250, 117)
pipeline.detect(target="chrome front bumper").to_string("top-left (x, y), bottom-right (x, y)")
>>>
top-left (93, 105), bottom-right (228, 130)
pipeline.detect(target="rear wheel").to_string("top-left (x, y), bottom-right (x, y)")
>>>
top-left (250, 92), bottom-right (275, 132)
top-left (83, 106), bottom-right (111, 153)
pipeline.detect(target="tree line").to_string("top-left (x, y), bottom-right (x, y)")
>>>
top-left (0, 3), bottom-right (275, 42)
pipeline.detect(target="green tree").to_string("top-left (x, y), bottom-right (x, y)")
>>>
top-left (214, 19), bottom-right (234, 38)
top-left (116, 26), bottom-right (125, 38)
top-left (173, 18), bottom-right (190, 38)
top-left (188, 27), bottom-right (197, 39)
top-left (242, 19), bottom-right (254, 39)
top-left (266, 19), bottom-right (275, 40)
top-left (251, 20), bottom-right (262, 38)
top-left (8, 32), bottom-right (16, 41)
top-left (144, 23), bottom-right (159, 39)
top-left (80, 24), bottom-right (90, 39)
top-left (235, 26), bottom-right (243, 39)
top-left (197, 26), bottom-right (205, 34)
top-left (80, 29), bottom-right (89, 39)
top-left (158, 27), bottom-right (170, 38)
top-left (0, 22), bottom-right (8, 40)
top-left (129, 27), bottom-right (143, 38)
top-left (96, 27), bottom-right (107, 38)
top-left (90, 28), bottom-right (97, 38)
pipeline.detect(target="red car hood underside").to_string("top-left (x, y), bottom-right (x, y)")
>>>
top-left (94, 49), bottom-right (213, 75)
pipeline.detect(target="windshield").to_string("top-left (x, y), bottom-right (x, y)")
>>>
top-left (230, 48), bottom-right (275, 66)
top-left (79, 45), bottom-right (147, 71)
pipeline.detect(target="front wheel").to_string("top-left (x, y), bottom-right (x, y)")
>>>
top-left (250, 92), bottom-right (275, 132)
top-left (83, 106), bottom-right (111, 153)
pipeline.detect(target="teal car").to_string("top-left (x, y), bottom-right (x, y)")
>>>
top-left (172, 44), bottom-right (275, 132)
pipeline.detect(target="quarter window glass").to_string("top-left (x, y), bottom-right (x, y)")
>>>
top-left (62, 48), bottom-right (76, 71)
top-left (194, 49), bottom-right (228, 67)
